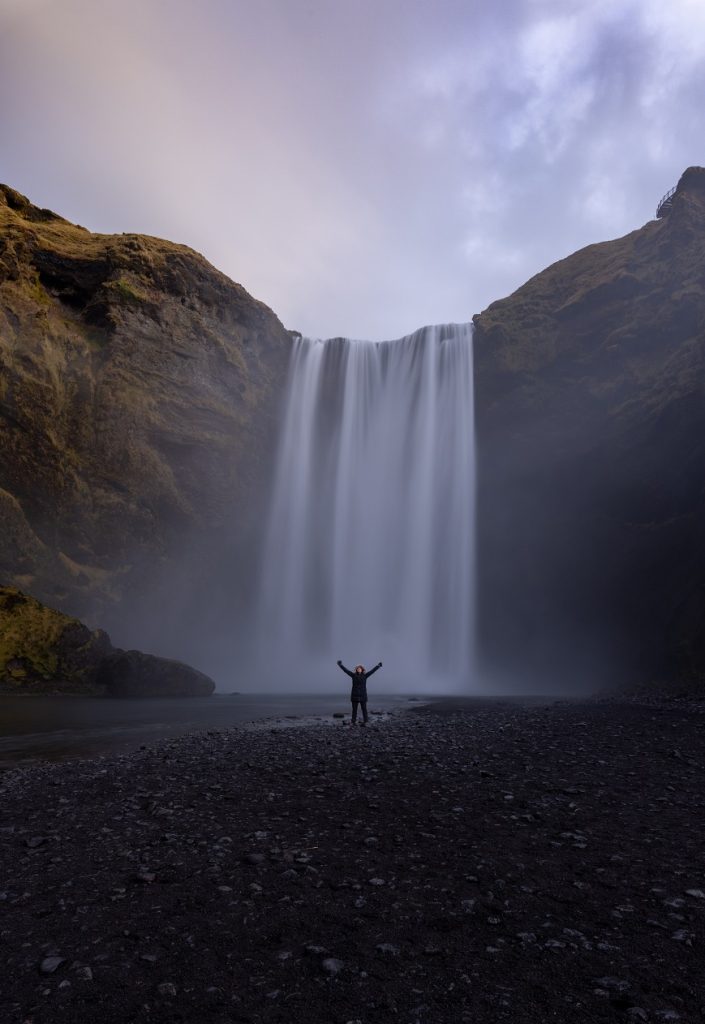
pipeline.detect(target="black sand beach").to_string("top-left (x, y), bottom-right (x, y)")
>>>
top-left (2, 698), bottom-right (704, 1024)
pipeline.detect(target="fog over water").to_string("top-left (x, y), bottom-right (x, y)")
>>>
top-left (254, 324), bottom-right (475, 693)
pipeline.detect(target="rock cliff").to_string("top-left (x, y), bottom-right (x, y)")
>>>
top-left (473, 166), bottom-right (705, 691)
top-left (0, 184), bottom-right (291, 639)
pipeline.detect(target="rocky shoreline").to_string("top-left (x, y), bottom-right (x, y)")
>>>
top-left (2, 698), bottom-right (704, 1023)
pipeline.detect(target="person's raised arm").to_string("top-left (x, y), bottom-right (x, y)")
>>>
top-left (365, 661), bottom-right (383, 678)
top-left (337, 659), bottom-right (354, 678)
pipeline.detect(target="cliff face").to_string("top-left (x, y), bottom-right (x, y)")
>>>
top-left (0, 185), bottom-right (291, 635)
top-left (473, 166), bottom-right (705, 691)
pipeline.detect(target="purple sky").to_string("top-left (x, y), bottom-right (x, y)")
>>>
top-left (2, 0), bottom-right (704, 339)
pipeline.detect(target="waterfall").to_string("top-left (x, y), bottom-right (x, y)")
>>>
top-left (256, 323), bottom-right (475, 692)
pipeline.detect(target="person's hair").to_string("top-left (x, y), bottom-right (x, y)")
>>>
top-left (355, 664), bottom-right (365, 673)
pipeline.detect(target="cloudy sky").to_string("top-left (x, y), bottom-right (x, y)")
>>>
top-left (1, 0), bottom-right (703, 339)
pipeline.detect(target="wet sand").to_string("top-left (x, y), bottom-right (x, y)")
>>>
top-left (1, 697), bottom-right (704, 1023)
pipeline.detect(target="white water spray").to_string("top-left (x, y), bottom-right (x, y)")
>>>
top-left (256, 323), bottom-right (475, 691)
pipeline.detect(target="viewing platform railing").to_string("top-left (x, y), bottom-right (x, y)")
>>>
top-left (656, 185), bottom-right (677, 219)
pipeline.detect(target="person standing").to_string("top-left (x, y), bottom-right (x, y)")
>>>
top-left (337, 659), bottom-right (382, 725)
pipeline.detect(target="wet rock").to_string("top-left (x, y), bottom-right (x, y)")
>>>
top-left (39, 956), bottom-right (66, 974)
top-left (322, 958), bottom-right (344, 975)
top-left (243, 852), bottom-right (265, 865)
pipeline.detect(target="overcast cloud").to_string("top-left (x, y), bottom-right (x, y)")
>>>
top-left (1, 0), bottom-right (703, 339)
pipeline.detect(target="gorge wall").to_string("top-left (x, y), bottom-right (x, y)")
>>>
top-left (0, 185), bottom-right (291, 661)
top-left (473, 166), bottom-right (705, 691)
top-left (3, 169), bottom-right (705, 694)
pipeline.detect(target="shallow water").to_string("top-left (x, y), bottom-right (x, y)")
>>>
top-left (0, 693), bottom-right (413, 766)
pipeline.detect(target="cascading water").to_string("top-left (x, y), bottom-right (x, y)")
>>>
top-left (256, 323), bottom-right (475, 691)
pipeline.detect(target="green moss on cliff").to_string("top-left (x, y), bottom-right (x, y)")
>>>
top-left (109, 277), bottom-right (150, 305)
top-left (0, 586), bottom-right (110, 693)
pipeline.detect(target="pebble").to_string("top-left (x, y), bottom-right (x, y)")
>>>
top-left (322, 958), bottom-right (344, 975)
top-left (244, 852), bottom-right (265, 865)
top-left (376, 943), bottom-right (400, 955)
top-left (39, 956), bottom-right (66, 974)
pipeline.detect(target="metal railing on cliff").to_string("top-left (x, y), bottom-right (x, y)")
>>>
top-left (656, 185), bottom-right (677, 219)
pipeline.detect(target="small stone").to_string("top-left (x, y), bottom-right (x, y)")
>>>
top-left (626, 1010), bottom-right (648, 1021)
top-left (74, 965), bottom-right (93, 981)
top-left (322, 957), bottom-right (344, 974)
top-left (157, 982), bottom-right (177, 997)
top-left (376, 943), bottom-right (400, 955)
top-left (40, 956), bottom-right (66, 974)
top-left (595, 977), bottom-right (630, 993)
top-left (685, 888), bottom-right (705, 899)
top-left (369, 877), bottom-right (385, 886)
top-left (26, 836), bottom-right (47, 848)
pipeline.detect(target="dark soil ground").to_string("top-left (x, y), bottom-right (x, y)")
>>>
top-left (1, 697), bottom-right (705, 1024)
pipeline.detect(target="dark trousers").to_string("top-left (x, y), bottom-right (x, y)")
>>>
top-left (351, 699), bottom-right (368, 723)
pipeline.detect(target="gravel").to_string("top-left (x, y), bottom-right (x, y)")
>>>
top-left (1, 697), bottom-right (704, 1023)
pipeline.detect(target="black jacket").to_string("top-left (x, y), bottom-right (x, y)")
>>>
top-left (337, 661), bottom-right (382, 701)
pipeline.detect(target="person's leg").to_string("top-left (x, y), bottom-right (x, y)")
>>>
top-left (361, 701), bottom-right (369, 723)
top-left (351, 699), bottom-right (358, 724)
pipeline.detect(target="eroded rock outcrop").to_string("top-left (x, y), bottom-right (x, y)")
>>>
top-left (0, 586), bottom-right (110, 694)
top-left (0, 184), bottom-right (291, 631)
top-left (96, 649), bottom-right (215, 698)
top-left (473, 166), bottom-right (705, 691)
top-left (0, 585), bottom-right (214, 695)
